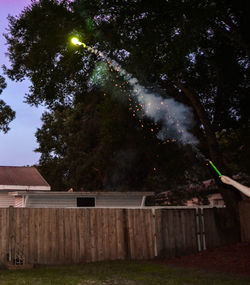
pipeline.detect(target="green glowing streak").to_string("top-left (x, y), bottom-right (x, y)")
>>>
top-left (209, 160), bottom-right (222, 177)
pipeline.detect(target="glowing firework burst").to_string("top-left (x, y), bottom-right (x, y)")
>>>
top-left (69, 34), bottom-right (225, 179)
top-left (70, 35), bottom-right (197, 146)
top-left (71, 37), bottom-right (87, 48)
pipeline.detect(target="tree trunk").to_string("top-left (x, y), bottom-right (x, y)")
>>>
top-left (174, 81), bottom-right (242, 241)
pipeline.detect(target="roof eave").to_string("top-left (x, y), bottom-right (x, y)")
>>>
top-left (0, 185), bottom-right (51, 191)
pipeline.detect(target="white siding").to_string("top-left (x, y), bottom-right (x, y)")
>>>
top-left (26, 195), bottom-right (77, 208)
top-left (0, 194), bottom-right (15, 208)
top-left (96, 195), bottom-right (142, 207)
top-left (25, 194), bottom-right (144, 208)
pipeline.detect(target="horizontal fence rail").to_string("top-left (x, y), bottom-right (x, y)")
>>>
top-left (0, 207), bottom-right (239, 266)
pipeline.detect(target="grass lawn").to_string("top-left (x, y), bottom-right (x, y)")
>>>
top-left (0, 261), bottom-right (249, 285)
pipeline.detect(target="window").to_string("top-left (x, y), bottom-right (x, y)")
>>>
top-left (77, 197), bottom-right (95, 207)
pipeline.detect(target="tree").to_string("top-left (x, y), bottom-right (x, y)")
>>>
top-left (0, 75), bottom-right (15, 133)
top-left (71, 0), bottom-right (249, 216)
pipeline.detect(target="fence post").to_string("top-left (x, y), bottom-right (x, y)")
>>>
top-left (151, 208), bottom-right (158, 257)
top-left (8, 206), bottom-right (15, 263)
top-left (195, 208), bottom-right (201, 251)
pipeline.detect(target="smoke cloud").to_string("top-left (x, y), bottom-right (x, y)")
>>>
top-left (88, 46), bottom-right (198, 146)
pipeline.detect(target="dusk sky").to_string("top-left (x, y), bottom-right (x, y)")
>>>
top-left (0, 0), bottom-right (45, 166)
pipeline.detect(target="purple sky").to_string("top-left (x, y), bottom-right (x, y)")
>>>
top-left (0, 0), bottom-right (45, 166)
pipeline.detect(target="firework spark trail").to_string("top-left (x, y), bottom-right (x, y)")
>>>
top-left (71, 39), bottom-right (221, 175)
top-left (88, 46), bottom-right (198, 146)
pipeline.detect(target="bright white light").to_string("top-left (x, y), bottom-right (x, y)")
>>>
top-left (71, 37), bottom-right (81, 45)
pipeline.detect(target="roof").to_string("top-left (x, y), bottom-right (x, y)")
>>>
top-left (0, 166), bottom-right (50, 191)
top-left (9, 191), bottom-right (154, 197)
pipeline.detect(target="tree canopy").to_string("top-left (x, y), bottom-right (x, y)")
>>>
top-left (0, 75), bottom-right (15, 133)
top-left (4, 0), bottom-right (250, 213)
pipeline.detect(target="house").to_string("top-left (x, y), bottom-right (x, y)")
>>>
top-left (0, 166), bottom-right (153, 208)
top-left (0, 166), bottom-right (51, 207)
top-left (186, 193), bottom-right (224, 207)
top-left (155, 178), bottom-right (226, 207)
top-left (8, 191), bottom-right (154, 208)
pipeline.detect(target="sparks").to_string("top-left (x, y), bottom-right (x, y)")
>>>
top-left (71, 37), bottom-right (87, 48)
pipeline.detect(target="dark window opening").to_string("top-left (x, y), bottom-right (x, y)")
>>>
top-left (77, 197), bottom-right (95, 207)
top-left (145, 195), bottom-right (155, 206)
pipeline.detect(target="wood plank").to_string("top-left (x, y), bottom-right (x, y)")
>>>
top-left (57, 208), bottom-right (65, 263)
top-left (131, 210), bottom-right (137, 259)
top-left (203, 209), bottom-right (212, 249)
top-left (94, 209), bottom-right (100, 261)
top-left (80, 209), bottom-right (88, 263)
top-left (127, 210), bottom-right (135, 259)
top-left (184, 209), bottom-right (195, 254)
top-left (169, 210), bottom-right (176, 258)
top-left (180, 210), bottom-right (187, 255)
top-left (22, 208), bottom-right (28, 264)
top-left (146, 210), bottom-right (155, 259)
top-left (14, 208), bottom-right (19, 263)
top-left (133, 209), bottom-right (140, 259)
top-left (34, 209), bottom-right (40, 263)
top-left (189, 209), bottom-right (195, 253)
top-left (133, 209), bottom-right (139, 259)
top-left (5, 208), bottom-right (9, 263)
top-left (28, 208), bottom-right (34, 264)
top-left (69, 209), bottom-right (77, 263)
top-left (54, 209), bottom-right (60, 264)
top-left (76, 209), bottom-right (84, 263)
top-left (17, 208), bottom-right (24, 263)
top-left (143, 210), bottom-right (149, 259)
top-left (178, 209), bottom-right (184, 256)
top-left (8, 207), bottom-right (15, 263)
top-left (159, 210), bottom-right (166, 257)
top-left (40, 209), bottom-right (46, 264)
top-left (174, 210), bottom-right (180, 257)
top-left (46, 209), bottom-right (52, 264)
top-left (64, 208), bottom-right (72, 263)
top-left (40, 208), bottom-right (47, 263)
top-left (155, 209), bottom-right (162, 257)
top-left (0, 209), bottom-right (6, 263)
top-left (36, 208), bottom-right (42, 264)
top-left (75, 209), bottom-right (81, 263)
top-left (109, 209), bottom-right (116, 260)
top-left (116, 209), bottom-right (125, 260)
top-left (51, 208), bottom-right (57, 263)
top-left (122, 209), bottom-right (129, 260)
top-left (141, 210), bottom-right (148, 259)
top-left (89, 209), bottom-right (96, 262)
top-left (0, 209), bottom-right (8, 263)
top-left (104, 208), bottom-right (111, 260)
top-left (160, 209), bottom-right (170, 257)
top-left (186, 209), bottom-right (192, 253)
top-left (84, 209), bottom-right (91, 263)
top-left (97, 208), bottom-right (104, 261)
top-left (139, 210), bottom-right (146, 259)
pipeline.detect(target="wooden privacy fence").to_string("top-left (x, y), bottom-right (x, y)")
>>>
top-left (0, 207), bottom-right (239, 265)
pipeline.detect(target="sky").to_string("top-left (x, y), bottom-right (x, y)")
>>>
top-left (0, 0), bottom-right (45, 166)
